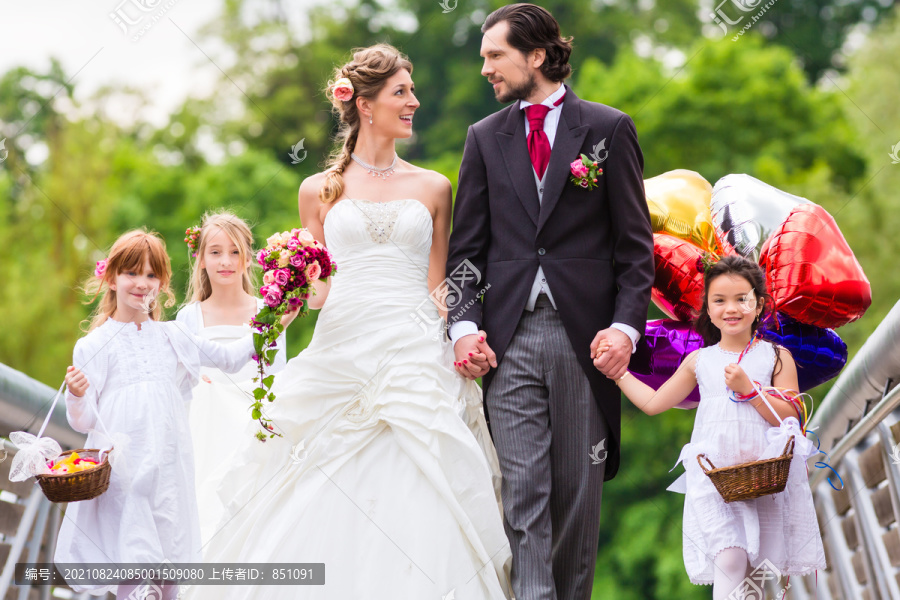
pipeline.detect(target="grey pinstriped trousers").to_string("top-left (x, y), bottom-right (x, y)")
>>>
top-left (486, 294), bottom-right (608, 600)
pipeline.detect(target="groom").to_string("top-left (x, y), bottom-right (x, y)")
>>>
top-left (447, 4), bottom-right (654, 599)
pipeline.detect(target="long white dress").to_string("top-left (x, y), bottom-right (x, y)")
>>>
top-left (673, 341), bottom-right (826, 584)
top-left (54, 318), bottom-right (254, 595)
top-left (188, 198), bottom-right (512, 599)
top-left (176, 299), bottom-right (286, 546)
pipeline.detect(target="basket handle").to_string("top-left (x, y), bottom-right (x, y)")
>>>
top-left (98, 447), bottom-right (115, 464)
top-left (697, 454), bottom-right (717, 473)
top-left (36, 382), bottom-right (66, 439)
top-left (780, 436), bottom-right (795, 458)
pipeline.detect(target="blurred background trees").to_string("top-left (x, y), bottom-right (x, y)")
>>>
top-left (2, 1), bottom-right (898, 596)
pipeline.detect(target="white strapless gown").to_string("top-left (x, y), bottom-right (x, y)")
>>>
top-left (188, 199), bottom-right (512, 599)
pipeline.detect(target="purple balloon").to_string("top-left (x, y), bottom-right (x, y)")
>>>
top-left (760, 314), bottom-right (848, 391)
top-left (631, 319), bottom-right (704, 409)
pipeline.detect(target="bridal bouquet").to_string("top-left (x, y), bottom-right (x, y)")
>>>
top-left (251, 228), bottom-right (336, 440)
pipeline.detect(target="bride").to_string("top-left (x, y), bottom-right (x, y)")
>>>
top-left (188, 44), bottom-right (512, 599)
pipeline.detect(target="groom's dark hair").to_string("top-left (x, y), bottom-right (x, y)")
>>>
top-left (482, 3), bottom-right (573, 82)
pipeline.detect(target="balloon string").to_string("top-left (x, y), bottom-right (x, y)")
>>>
top-left (807, 430), bottom-right (844, 491)
top-left (736, 333), bottom-right (760, 364)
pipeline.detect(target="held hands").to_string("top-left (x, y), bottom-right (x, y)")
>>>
top-left (724, 363), bottom-right (754, 396)
top-left (65, 366), bottom-right (90, 398)
top-left (590, 328), bottom-right (631, 380)
top-left (453, 330), bottom-right (497, 380)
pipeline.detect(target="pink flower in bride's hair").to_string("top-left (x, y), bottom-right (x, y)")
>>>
top-left (263, 271), bottom-right (276, 285)
top-left (305, 262), bottom-right (322, 281)
top-left (94, 259), bottom-right (108, 279)
top-left (261, 283), bottom-right (283, 308)
top-left (296, 230), bottom-right (316, 246)
top-left (570, 159), bottom-right (589, 179)
top-left (289, 253), bottom-right (306, 269)
top-left (274, 269), bottom-right (290, 286)
top-left (332, 78), bottom-right (354, 102)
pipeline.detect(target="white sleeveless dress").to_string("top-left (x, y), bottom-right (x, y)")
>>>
top-left (175, 299), bottom-right (286, 546)
top-left (187, 199), bottom-right (512, 599)
top-left (675, 341), bottom-right (826, 584)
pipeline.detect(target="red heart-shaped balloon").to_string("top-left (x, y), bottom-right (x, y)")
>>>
top-left (760, 204), bottom-right (871, 329)
top-left (651, 234), bottom-right (706, 321)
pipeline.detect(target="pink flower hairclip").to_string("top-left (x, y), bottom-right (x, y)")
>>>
top-left (94, 259), bottom-right (108, 278)
top-left (332, 78), bottom-right (354, 103)
top-left (184, 226), bottom-right (201, 258)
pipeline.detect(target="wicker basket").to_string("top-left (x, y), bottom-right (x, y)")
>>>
top-left (35, 449), bottom-right (112, 503)
top-left (697, 437), bottom-right (794, 503)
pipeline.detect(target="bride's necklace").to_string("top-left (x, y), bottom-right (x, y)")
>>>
top-left (351, 152), bottom-right (398, 179)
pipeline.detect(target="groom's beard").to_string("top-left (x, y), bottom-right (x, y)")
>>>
top-left (495, 72), bottom-right (538, 104)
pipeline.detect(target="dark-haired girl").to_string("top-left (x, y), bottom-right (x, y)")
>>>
top-left (596, 255), bottom-right (825, 599)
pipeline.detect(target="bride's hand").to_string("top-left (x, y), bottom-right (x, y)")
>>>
top-left (454, 330), bottom-right (497, 380)
top-left (280, 304), bottom-right (302, 328)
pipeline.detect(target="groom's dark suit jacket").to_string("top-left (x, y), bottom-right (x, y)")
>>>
top-left (447, 85), bottom-right (654, 480)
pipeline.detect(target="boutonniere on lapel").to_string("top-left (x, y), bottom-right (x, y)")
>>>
top-left (569, 154), bottom-right (603, 190)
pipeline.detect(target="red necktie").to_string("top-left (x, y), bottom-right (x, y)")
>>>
top-left (524, 94), bottom-right (564, 180)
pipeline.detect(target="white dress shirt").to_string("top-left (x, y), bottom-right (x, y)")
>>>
top-left (450, 83), bottom-right (640, 353)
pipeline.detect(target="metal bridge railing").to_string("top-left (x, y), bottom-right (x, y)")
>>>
top-left (1, 363), bottom-right (95, 599)
top-left (784, 300), bottom-right (900, 600)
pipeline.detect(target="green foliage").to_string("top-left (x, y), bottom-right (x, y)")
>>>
top-left (752, 0), bottom-right (895, 81)
top-left (0, 3), bottom-right (897, 598)
top-left (576, 37), bottom-right (865, 187)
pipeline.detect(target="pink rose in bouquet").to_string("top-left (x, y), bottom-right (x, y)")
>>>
top-left (274, 269), bottom-right (290, 287)
top-left (261, 283), bottom-right (283, 307)
top-left (250, 228), bottom-right (337, 440)
top-left (305, 262), bottom-right (322, 281)
top-left (289, 253), bottom-right (305, 269)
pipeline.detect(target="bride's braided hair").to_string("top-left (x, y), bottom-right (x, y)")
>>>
top-left (320, 44), bottom-right (413, 204)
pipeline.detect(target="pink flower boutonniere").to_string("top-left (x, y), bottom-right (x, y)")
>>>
top-left (569, 154), bottom-right (603, 190)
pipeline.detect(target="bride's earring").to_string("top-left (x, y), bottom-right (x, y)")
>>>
top-left (369, 115), bottom-right (373, 125)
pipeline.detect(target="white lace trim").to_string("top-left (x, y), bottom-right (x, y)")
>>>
top-left (352, 199), bottom-right (409, 244)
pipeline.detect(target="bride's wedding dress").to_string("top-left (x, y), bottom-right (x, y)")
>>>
top-left (189, 198), bottom-right (511, 599)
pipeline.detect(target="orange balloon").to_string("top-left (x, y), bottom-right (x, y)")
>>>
top-left (645, 170), bottom-right (721, 255)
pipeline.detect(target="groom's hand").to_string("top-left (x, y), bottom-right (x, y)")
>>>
top-left (454, 331), bottom-right (497, 380)
top-left (591, 328), bottom-right (631, 380)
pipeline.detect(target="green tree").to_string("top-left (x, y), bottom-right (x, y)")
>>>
top-left (792, 5), bottom-right (900, 354)
top-left (742, 0), bottom-right (896, 81)
top-left (575, 36), bottom-right (865, 188)
top-left (0, 64), bottom-right (139, 385)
